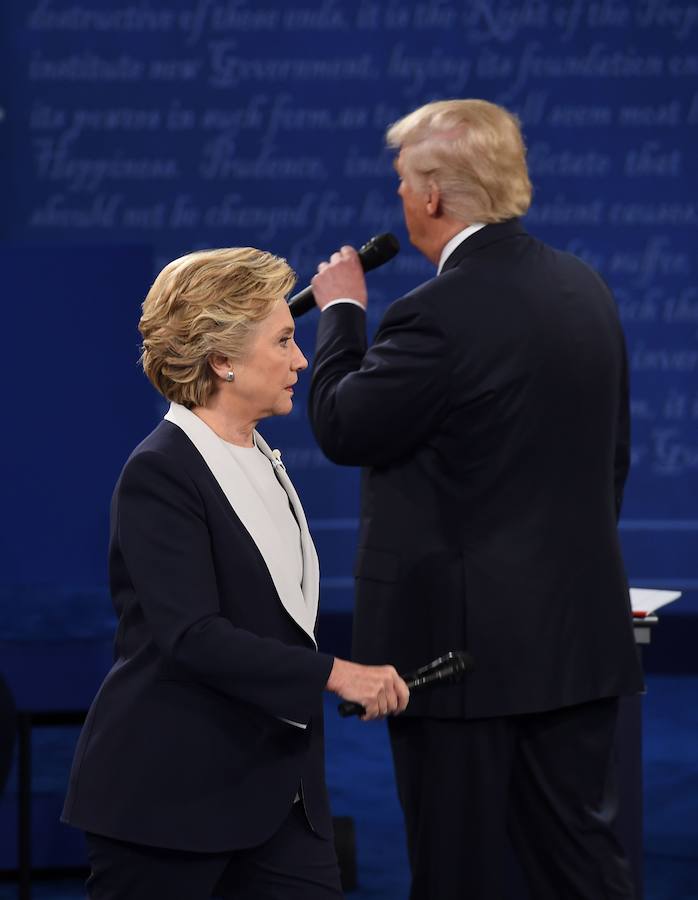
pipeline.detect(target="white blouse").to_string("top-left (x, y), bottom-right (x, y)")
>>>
top-left (224, 439), bottom-right (304, 590)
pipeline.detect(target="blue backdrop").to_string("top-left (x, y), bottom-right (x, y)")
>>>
top-left (0, 0), bottom-right (697, 878)
top-left (0, 1), bottom-right (695, 621)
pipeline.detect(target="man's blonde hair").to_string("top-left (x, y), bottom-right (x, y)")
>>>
top-left (139, 247), bottom-right (296, 408)
top-left (386, 99), bottom-right (532, 224)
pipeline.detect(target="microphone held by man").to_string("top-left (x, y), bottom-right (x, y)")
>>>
top-left (288, 232), bottom-right (399, 318)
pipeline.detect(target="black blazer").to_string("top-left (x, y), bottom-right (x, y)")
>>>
top-left (62, 420), bottom-right (335, 852)
top-left (309, 219), bottom-right (643, 719)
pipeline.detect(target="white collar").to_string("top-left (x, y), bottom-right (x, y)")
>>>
top-left (164, 402), bottom-right (319, 646)
top-left (437, 222), bottom-right (486, 274)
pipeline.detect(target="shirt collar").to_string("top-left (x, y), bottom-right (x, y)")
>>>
top-left (437, 223), bottom-right (487, 274)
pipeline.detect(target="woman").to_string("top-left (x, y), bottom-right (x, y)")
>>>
top-left (62, 247), bottom-right (409, 899)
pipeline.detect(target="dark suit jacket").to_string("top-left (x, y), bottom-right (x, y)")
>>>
top-left (309, 219), bottom-right (643, 720)
top-left (62, 420), bottom-right (335, 852)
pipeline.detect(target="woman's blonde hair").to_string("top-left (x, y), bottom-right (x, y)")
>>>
top-left (386, 99), bottom-right (532, 223)
top-left (139, 247), bottom-right (296, 408)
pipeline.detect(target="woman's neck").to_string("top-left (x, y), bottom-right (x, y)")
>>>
top-left (191, 400), bottom-right (257, 447)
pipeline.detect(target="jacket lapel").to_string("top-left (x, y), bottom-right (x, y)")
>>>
top-left (164, 403), bottom-right (318, 647)
top-left (254, 432), bottom-right (320, 636)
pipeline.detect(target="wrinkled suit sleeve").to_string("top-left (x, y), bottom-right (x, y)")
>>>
top-left (115, 448), bottom-right (334, 724)
top-left (308, 298), bottom-right (450, 467)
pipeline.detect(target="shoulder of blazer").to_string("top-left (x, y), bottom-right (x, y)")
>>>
top-left (440, 218), bottom-right (529, 272)
top-left (120, 420), bottom-right (217, 502)
top-left (114, 422), bottom-right (255, 558)
top-left (128, 419), bottom-right (205, 470)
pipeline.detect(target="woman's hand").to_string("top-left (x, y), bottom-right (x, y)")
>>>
top-left (326, 658), bottom-right (410, 720)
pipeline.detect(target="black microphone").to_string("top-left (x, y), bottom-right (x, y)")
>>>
top-left (288, 232), bottom-right (400, 319)
top-left (338, 651), bottom-right (474, 718)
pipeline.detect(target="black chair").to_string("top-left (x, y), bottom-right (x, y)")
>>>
top-left (0, 674), bottom-right (16, 795)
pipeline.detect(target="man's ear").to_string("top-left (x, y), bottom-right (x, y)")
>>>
top-left (425, 182), bottom-right (442, 218)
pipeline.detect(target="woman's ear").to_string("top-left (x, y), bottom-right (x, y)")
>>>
top-left (208, 354), bottom-right (233, 381)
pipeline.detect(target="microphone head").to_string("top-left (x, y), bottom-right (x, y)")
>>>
top-left (358, 233), bottom-right (400, 273)
top-left (433, 651), bottom-right (474, 683)
top-left (403, 651), bottom-right (475, 690)
top-left (451, 651), bottom-right (475, 675)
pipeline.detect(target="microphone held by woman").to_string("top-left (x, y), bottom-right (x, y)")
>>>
top-left (338, 651), bottom-right (475, 718)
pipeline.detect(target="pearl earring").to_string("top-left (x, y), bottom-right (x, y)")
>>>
top-left (225, 371), bottom-right (235, 382)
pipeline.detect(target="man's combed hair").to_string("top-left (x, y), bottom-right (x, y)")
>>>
top-left (386, 99), bottom-right (532, 224)
top-left (139, 247), bottom-right (296, 408)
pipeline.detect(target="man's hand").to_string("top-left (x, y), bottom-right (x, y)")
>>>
top-left (326, 657), bottom-right (410, 720)
top-left (311, 245), bottom-right (368, 311)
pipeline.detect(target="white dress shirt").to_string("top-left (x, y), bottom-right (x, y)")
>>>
top-left (436, 223), bottom-right (486, 274)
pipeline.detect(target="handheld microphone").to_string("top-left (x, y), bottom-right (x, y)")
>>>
top-left (288, 232), bottom-right (400, 319)
top-left (338, 651), bottom-right (474, 718)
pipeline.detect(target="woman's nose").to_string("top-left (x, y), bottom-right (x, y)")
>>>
top-left (294, 346), bottom-right (308, 371)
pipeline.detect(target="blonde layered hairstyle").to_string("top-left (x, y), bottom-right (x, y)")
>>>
top-left (386, 99), bottom-right (532, 223)
top-left (139, 247), bottom-right (296, 408)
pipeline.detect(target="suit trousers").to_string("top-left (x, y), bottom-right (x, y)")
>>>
top-left (388, 697), bottom-right (636, 900)
top-left (84, 802), bottom-right (343, 900)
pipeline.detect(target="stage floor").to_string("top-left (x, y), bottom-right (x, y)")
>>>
top-left (0, 673), bottom-right (696, 900)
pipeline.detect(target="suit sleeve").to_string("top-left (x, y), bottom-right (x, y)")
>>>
top-left (614, 333), bottom-right (631, 520)
top-left (308, 297), bottom-right (450, 467)
top-left (115, 449), bottom-right (334, 724)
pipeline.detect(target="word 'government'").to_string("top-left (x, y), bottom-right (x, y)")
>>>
top-left (16, 0), bottom-right (698, 499)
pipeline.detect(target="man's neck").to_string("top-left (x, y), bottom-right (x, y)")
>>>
top-left (419, 219), bottom-right (475, 265)
top-left (436, 223), bottom-right (487, 273)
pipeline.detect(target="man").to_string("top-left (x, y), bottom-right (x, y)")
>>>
top-left (307, 100), bottom-right (643, 900)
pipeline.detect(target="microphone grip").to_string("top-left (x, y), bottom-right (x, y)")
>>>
top-left (336, 654), bottom-right (473, 718)
top-left (338, 700), bottom-right (366, 718)
top-left (288, 232), bottom-right (399, 319)
top-left (338, 672), bottom-right (419, 718)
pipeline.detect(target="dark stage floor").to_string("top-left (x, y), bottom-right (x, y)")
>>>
top-left (1, 673), bottom-right (696, 900)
